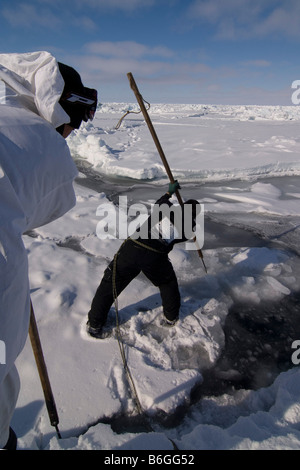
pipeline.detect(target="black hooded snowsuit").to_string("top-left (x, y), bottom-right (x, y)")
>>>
top-left (88, 193), bottom-right (198, 327)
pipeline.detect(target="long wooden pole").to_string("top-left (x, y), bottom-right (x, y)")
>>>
top-left (29, 301), bottom-right (61, 439)
top-left (127, 72), bottom-right (207, 272)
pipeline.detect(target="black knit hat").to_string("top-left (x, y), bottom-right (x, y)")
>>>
top-left (58, 62), bottom-right (97, 129)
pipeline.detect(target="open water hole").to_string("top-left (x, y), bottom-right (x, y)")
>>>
top-left (75, 164), bottom-right (300, 432)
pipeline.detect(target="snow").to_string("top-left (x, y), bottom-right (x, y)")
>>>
top-left (13, 102), bottom-right (300, 450)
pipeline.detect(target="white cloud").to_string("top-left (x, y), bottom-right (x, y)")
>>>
top-left (1, 0), bottom-right (156, 31)
top-left (187, 0), bottom-right (300, 39)
top-left (75, 40), bottom-right (211, 88)
top-left (75, 53), bottom-right (211, 83)
top-left (242, 60), bottom-right (271, 68)
top-left (187, 0), bottom-right (263, 25)
top-left (2, 3), bottom-right (62, 29)
top-left (253, 4), bottom-right (300, 38)
top-left (89, 0), bottom-right (155, 10)
top-left (1, 1), bottom-right (98, 31)
top-left (58, 0), bottom-right (156, 12)
top-left (85, 41), bottom-right (174, 59)
top-left (72, 16), bottom-right (98, 31)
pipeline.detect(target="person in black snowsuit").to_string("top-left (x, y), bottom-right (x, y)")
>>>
top-left (87, 181), bottom-right (200, 339)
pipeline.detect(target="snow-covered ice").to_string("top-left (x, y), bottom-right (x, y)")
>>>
top-left (12, 103), bottom-right (300, 450)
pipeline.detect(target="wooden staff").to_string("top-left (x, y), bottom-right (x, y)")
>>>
top-left (127, 72), bottom-right (207, 272)
top-left (29, 301), bottom-right (61, 439)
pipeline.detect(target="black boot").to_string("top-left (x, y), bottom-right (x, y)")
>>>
top-left (86, 321), bottom-right (112, 339)
top-left (3, 428), bottom-right (17, 450)
top-left (160, 317), bottom-right (179, 327)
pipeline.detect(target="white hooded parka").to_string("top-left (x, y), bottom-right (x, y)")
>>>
top-left (0, 51), bottom-right (78, 446)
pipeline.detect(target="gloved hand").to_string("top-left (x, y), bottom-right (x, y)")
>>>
top-left (168, 180), bottom-right (181, 195)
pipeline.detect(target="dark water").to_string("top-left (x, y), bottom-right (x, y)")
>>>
top-left (75, 162), bottom-right (300, 432)
top-left (192, 292), bottom-right (300, 400)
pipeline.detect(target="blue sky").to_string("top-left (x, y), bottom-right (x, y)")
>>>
top-left (1, 0), bottom-right (300, 105)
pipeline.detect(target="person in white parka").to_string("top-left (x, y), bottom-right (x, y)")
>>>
top-left (0, 51), bottom-right (98, 450)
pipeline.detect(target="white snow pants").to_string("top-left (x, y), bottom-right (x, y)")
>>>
top-left (0, 365), bottom-right (20, 448)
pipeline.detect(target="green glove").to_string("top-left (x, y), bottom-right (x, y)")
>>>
top-left (168, 180), bottom-right (180, 195)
